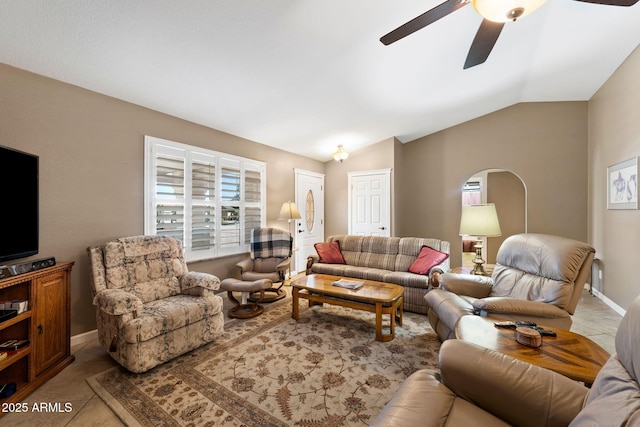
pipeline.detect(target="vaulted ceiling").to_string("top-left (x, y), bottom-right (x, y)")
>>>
top-left (2, 1), bottom-right (639, 161)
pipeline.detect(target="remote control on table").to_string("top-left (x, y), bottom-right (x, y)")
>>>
top-left (494, 320), bottom-right (537, 329)
top-left (494, 321), bottom-right (557, 337)
top-left (531, 327), bottom-right (557, 337)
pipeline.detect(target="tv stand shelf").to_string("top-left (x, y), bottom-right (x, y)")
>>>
top-left (0, 262), bottom-right (74, 406)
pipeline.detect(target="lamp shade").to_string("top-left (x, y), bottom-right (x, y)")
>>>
top-left (278, 201), bottom-right (302, 220)
top-left (459, 204), bottom-right (502, 237)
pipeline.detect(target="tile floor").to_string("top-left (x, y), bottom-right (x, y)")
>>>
top-left (1, 290), bottom-right (622, 426)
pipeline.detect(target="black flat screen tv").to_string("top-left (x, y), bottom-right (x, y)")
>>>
top-left (0, 146), bottom-right (39, 263)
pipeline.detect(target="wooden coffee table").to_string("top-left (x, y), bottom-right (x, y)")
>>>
top-left (455, 316), bottom-right (610, 386)
top-left (291, 274), bottom-right (404, 342)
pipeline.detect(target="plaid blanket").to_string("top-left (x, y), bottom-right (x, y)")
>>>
top-left (251, 228), bottom-right (292, 259)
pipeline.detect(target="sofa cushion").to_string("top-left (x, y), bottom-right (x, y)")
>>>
top-left (491, 234), bottom-right (594, 310)
top-left (370, 369), bottom-right (510, 427)
top-left (328, 235), bottom-right (363, 265)
top-left (383, 271), bottom-right (430, 289)
top-left (343, 266), bottom-right (390, 282)
top-left (569, 356), bottom-right (640, 426)
top-left (103, 235), bottom-right (187, 303)
top-left (356, 236), bottom-right (400, 270)
top-left (409, 245), bottom-right (450, 275)
top-left (615, 287), bottom-right (640, 384)
top-left (396, 237), bottom-right (449, 272)
top-left (310, 262), bottom-right (350, 276)
top-left (314, 241), bottom-right (346, 264)
top-left (490, 266), bottom-right (570, 309)
top-left (122, 294), bottom-right (223, 343)
top-left (496, 233), bottom-right (593, 283)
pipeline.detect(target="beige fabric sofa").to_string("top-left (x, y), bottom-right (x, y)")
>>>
top-left (372, 293), bottom-right (640, 426)
top-left (307, 235), bottom-right (450, 314)
top-left (87, 235), bottom-right (225, 373)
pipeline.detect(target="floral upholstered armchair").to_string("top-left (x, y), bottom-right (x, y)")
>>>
top-left (87, 235), bottom-right (224, 373)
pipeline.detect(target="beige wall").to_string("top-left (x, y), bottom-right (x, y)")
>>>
top-left (588, 44), bottom-right (640, 310)
top-left (487, 171), bottom-right (526, 263)
top-left (323, 137), bottom-right (396, 237)
top-left (396, 102), bottom-right (589, 267)
top-left (0, 63), bottom-right (324, 336)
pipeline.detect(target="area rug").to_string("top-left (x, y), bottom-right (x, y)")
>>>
top-left (87, 293), bottom-right (441, 427)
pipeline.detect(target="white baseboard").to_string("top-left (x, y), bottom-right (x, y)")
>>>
top-left (71, 329), bottom-right (98, 347)
top-left (588, 285), bottom-right (626, 317)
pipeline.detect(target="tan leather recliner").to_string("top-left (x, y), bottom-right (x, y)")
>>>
top-left (235, 227), bottom-right (292, 302)
top-left (371, 293), bottom-right (640, 427)
top-left (426, 233), bottom-right (595, 341)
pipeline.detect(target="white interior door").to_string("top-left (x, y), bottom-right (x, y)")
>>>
top-left (349, 169), bottom-right (391, 237)
top-left (295, 169), bottom-right (325, 274)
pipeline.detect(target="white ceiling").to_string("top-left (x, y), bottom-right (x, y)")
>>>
top-left (1, 1), bottom-right (639, 161)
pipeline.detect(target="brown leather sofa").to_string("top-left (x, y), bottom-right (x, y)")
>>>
top-left (371, 293), bottom-right (640, 426)
top-left (426, 233), bottom-right (595, 341)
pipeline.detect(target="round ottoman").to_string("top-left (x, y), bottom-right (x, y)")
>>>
top-left (220, 278), bottom-right (273, 319)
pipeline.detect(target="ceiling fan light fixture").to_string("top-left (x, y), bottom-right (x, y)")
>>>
top-left (332, 144), bottom-right (349, 162)
top-left (507, 7), bottom-right (525, 20)
top-left (473, 0), bottom-right (546, 22)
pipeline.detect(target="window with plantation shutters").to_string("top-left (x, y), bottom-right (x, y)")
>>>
top-left (155, 154), bottom-right (185, 241)
top-left (244, 168), bottom-right (262, 243)
top-left (144, 136), bottom-right (266, 261)
top-left (220, 161), bottom-right (241, 249)
top-left (191, 157), bottom-right (216, 254)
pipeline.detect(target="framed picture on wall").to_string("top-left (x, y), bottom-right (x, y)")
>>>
top-left (607, 157), bottom-right (638, 210)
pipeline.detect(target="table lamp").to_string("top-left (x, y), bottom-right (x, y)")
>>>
top-left (459, 203), bottom-right (501, 275)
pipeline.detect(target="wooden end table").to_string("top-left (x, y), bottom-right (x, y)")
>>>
top-left (455, 315), bottom-right (610, 386)
top-left (291, 274), bottom-right (403, 342)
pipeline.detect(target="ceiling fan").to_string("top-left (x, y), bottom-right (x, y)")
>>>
top-left (380, 0), bottom-right (639, 69)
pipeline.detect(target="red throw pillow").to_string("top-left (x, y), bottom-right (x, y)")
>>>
top-left (408, 245), bottom-right (449, 275)
top-left (314, 241), bottom-right (346, 264)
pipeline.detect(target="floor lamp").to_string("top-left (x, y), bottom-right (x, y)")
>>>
top-left (278, 201), bottom-right (302, 278)
top-left (459, 203), bottom-right (501, 276)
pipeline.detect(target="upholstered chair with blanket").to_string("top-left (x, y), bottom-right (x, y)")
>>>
top-left (426, 233), bottom-right (595, 341)
top-left (87, 235), bottom-right (224, 373)
top-left (235, 227), bottom-right (292, 302)
top-left (372, 292), bottom-right (640, 427)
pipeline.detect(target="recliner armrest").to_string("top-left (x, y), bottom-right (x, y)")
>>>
top-left (439, 273), bottom-right (493, 298)
top-left (306, 255), bottom-right (319, 274)
top-left (92, 289), bottom-right (143, 315)
top-left (180, 271), bottom-right (221, 292)
top-left (440, 340), bottom-right (588, 426)
top-left (472, 297), bottom-right (570, 319)
top-left (235, 258), bottom-right (254, 274)
top-left (276, 258), bottom-right (291, 272)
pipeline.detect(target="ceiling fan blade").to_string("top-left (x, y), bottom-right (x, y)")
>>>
top-left (380, 0), bottom-right (470, 45)
top-left (463, 19), bottom-right (505, 69)
top-left (573, 0), bottom-right (637, 6)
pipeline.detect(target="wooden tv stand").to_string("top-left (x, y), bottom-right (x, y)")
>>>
top-left (0, 262), bottom-right (75, 405)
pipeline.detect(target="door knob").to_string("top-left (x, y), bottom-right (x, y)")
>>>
top-left (378, 226), bottom-right (387, 230)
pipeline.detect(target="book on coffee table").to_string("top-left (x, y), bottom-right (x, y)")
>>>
top-left (332, 279), bottom-right (364, 290)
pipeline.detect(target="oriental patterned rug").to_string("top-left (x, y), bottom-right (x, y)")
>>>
top-left (87, 292), bottom-right (440, 427)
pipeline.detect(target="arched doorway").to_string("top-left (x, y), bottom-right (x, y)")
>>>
top-left (461, 169), bottom-right (527, 267)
